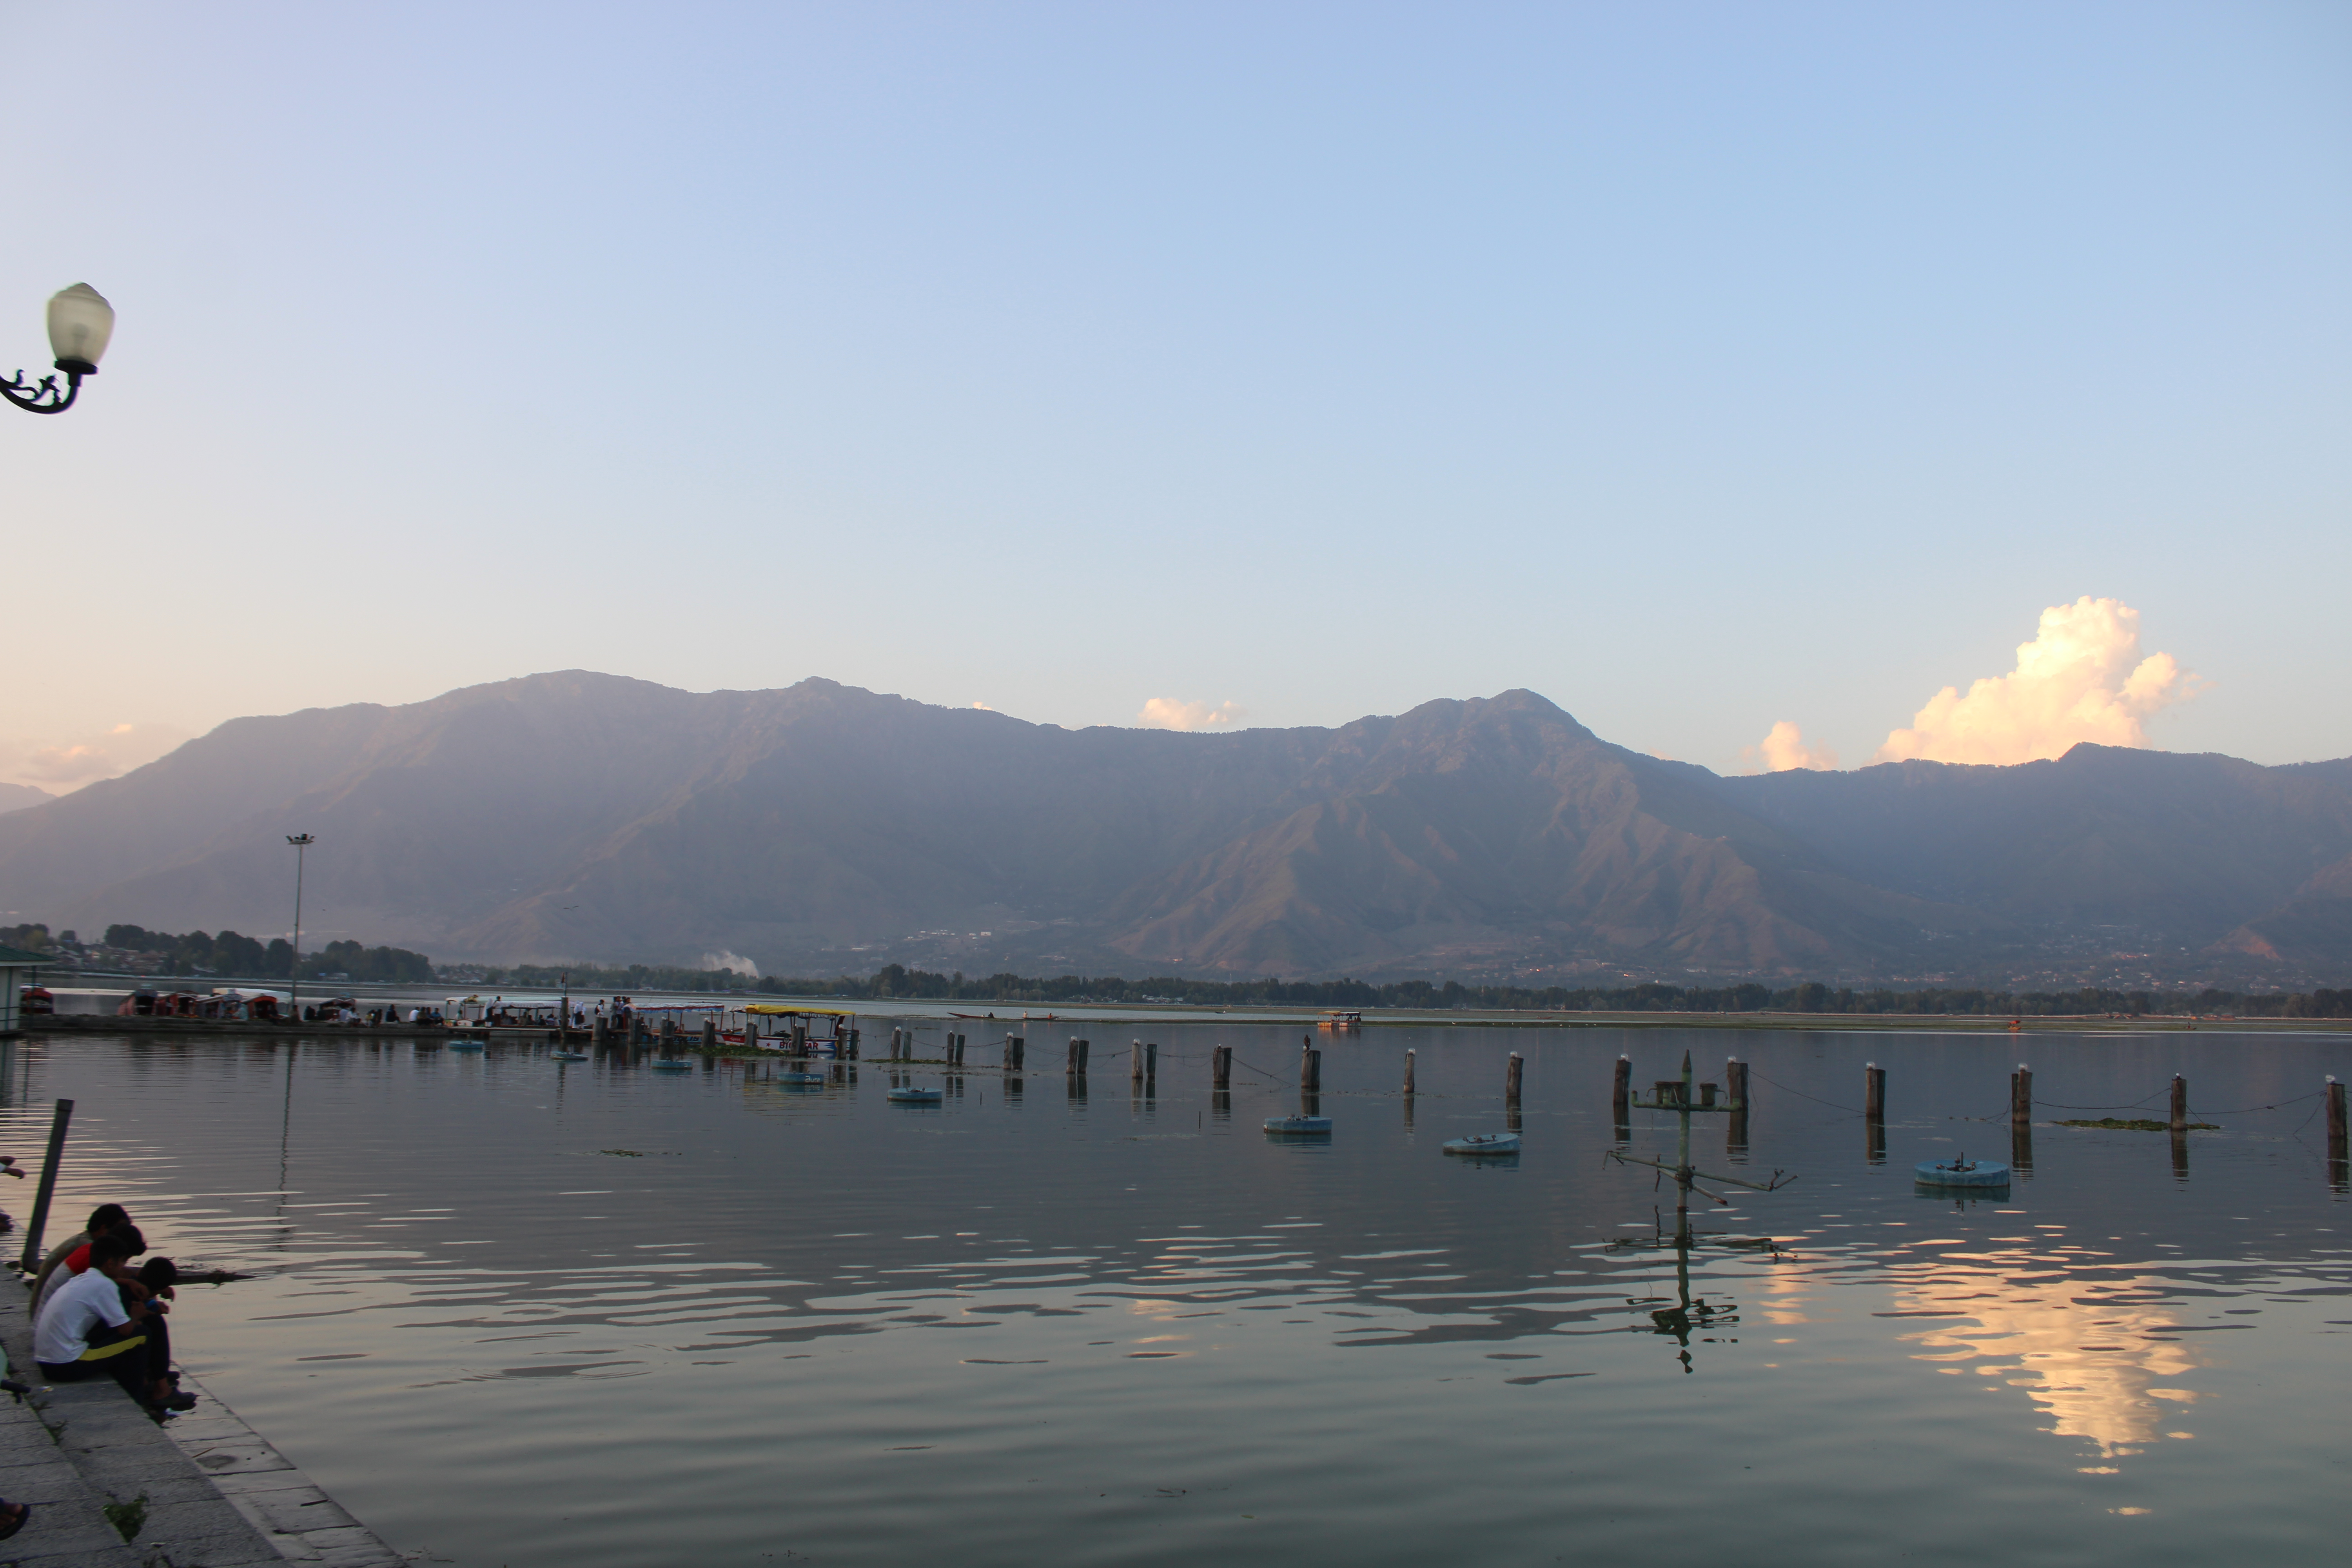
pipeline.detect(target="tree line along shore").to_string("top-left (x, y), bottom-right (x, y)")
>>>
top-left (8, 922), bottom-right (2347, 1022)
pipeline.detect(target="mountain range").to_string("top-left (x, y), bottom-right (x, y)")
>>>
top-left (0, 671), bottom-right (2345, 986)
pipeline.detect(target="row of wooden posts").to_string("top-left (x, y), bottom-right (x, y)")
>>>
top-left (845, 1026), bottom-right (2352, 1183)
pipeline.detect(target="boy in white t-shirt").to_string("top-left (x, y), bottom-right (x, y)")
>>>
top-left (31, 1232), bottom-right (195, 1416)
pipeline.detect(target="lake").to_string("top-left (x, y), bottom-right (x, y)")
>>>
top-left (3, 1024), bottom-right (2345, 1566)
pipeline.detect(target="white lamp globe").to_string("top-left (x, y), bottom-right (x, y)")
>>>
top-left (46, 284), bottom-right (114, 374)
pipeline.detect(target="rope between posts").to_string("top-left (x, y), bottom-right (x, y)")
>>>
top-left (2033, 1088), bottom-right (2169, 1111)
top-left (1744, 1067), bottom-right (1866, 1117)
top-left (2187, 1089), bottom-right (2326, 1116)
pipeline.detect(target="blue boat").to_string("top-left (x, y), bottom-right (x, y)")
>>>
top-left (550, 1051), bottom-right (588, 1062)
top-left (448, 1040), bottom-right (485, 1053)
top-left (776, 1070), bottom-right (828, 1087)
top-left (887, 1085), bottom-right (944, 1104)
top-left (1263, 1116), bottom-right (1332, 1136)
top-left (1443, 1132), bottom-right (1521, 1156)
top-left (650, 1058), bottom-right (693, 1072)
top-left (1915, 1154), bottom-right (2009, 1188)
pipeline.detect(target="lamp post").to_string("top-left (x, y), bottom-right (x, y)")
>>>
top-left (287, 834), bottom-right (315, 1020)
top-left (3, 285), bottom-right (114, 414)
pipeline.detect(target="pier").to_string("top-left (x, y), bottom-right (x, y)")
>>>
top-left (0, 1284), bottom-right (396, 1565)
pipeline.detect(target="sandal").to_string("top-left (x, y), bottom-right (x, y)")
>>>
top-left (0, 1501), bottom-right (31, 1540)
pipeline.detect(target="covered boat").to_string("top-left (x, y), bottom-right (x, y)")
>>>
top-left (724, 1005), bottom-right (858, 1054)
top-left (1915, 1154), bottom-right (2009, 1188)
top-left (1263, 1115), bottom-right (1332, 1135)
top-left (1443, 1133), bottom-right (1521, 1156)
top-left (886, 1085), bottom-right (944, 1103)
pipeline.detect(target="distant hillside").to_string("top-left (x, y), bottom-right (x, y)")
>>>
top-left (0, 782), bottom-right (54, 815)
top-left (0, 672), bottom-right (2345, 985)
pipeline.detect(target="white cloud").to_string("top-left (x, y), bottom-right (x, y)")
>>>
top-left (1137, 697), bottom-right (1246, 731)
top-left (1875, 597), bottom-right (2199, 767)
top-left (701, 950), bottom-right (760, 976)
top-left (0, 722), bottom-right (194, 793)
top-left (971, 701), bottom-right (994, 711)
top-left (1743, 720), bottom-right (1840, 773)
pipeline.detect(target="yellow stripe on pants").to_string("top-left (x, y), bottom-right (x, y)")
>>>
top-left (76, 1333), bottom-right (146, 1363)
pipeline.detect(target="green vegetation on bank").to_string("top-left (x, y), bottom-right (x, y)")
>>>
top-left (473, 961), bottom-right (2352, 1018)
top-left (3, 923), bottom-right (432, 983)
top-left (14, 925), bottom-right (2350, 1016)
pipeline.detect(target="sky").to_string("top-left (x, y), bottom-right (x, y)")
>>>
top-left (2, 1), bottom-right (2346, 792)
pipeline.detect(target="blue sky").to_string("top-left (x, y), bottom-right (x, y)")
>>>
top-left (2, 1), bottom-right (2345, 787)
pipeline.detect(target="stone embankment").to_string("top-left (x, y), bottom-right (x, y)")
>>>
top-left (0, 1284), bottom-right (397, 1566)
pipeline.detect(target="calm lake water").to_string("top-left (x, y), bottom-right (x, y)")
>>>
top-left (2, 1026), bottom-right (2345, 1567)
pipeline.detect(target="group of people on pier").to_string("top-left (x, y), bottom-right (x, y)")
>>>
top-left (0, 1204), bottom-right (197, 1539)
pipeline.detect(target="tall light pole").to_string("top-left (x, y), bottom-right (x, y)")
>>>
top-left (4, 285), bottom-right (114, 414)
top-left (287, 834), bottom-right (315, 1020)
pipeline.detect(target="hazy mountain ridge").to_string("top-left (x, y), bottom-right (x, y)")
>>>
top-left (0, 783), bottom-right (56, 815)
top-left (0, 671), bottom-right (2345, 984)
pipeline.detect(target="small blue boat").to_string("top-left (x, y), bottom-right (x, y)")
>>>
top-left (1915, 1154), bottom-right (2009, 1188)
top-left (448, 1041), bottom-right (485, 1053)
top-left (776, 1071), bottom-right (828, 1087)
top-left (887, 1085), bottom-right (944, 1104)
top-left (1443, 1133), bottom-right (1521, 1157)
top-left (649, 1058), bottom-right (693, 1072)
top-left (550, 1051), bottom-right (588, 1062)
top-left (1263, 1116), bottom-right (1332, 1136)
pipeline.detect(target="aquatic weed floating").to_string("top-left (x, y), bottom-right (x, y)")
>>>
top-left (887, 1085), bottom-right (944, 1103)
top-left (1914, 1154), bottom-right (2009, 1188)
top-left (1263, 1116), bottom-right (1332, 1136)
top-left (1443, 1133), bottom-right (1520, 1156)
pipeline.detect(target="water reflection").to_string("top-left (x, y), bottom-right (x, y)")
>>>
top-left (0, 1027), bottom-right (2341, 1568)
top-left (1891, 1258), bottom-right (2204, 1458)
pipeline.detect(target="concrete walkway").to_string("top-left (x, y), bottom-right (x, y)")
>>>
top-left (0, 1277), bottom-right (398, 1567)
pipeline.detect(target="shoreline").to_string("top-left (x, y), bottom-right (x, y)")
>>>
top-left (0, 1274), bottom-right (397, 1565)
top-left (22, 1009), bottom-right (2351, 1039)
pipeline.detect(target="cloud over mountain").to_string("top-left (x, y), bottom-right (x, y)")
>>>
top-left (1138, 697), bottom-right (1246, 731)
top-left (1876, 598), bottom-right (2196, 767)
top-left (1746, 721), bottom-right (1839, 773)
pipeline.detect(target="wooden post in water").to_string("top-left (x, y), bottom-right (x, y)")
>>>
top-left (1212, 1045), bottom-right (1231, 1091)
top-left (592, 1014), bottom-right (609, 1049)
top-left (2169, 1074), bottom-right (2188, 1134)
top-left (1612, 1055), bottom-right (1632, 1127)
top-left (1145, 1042), bottom-right (1157, 1086)
top-left (1132, 1041), bottom-right (1145, 1085)
top-left (2010, 1063), bottom-right (2032, 1126)
top-left (16, 1098), bottom-right (73, 1273)
top-left (1505, 1052), bottom-right (1523, 1105)
top-left (1402, 1049), bottom-right (1416, 1097)
top-left (701, 1018), bottom-right (718, 1050)
top-left (1005, 1035), bottom-right (1024, 1071)
top-left (1300, 1044), bottom-right (1321, 1093)
top-left (1726, 1057), bottom-right (1749, 1154)
top-left (2325, 1077), bottom-right (2346, 1188)
top-left (1864, 1062), bottom-right (1886, 1165)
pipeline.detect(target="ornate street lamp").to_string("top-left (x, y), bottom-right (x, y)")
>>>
top-left (3, 284), bottom-right (115, 414)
